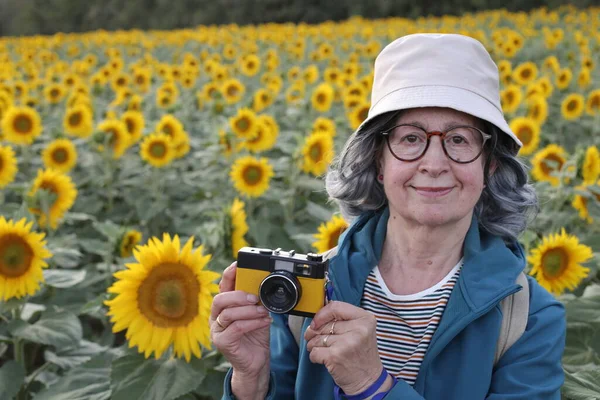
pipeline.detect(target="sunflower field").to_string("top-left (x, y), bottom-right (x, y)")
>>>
top-left (0, 5), bottom-right (600, 400)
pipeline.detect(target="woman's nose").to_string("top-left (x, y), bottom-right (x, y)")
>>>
top-left (418, 136), bottom-right (450, 175)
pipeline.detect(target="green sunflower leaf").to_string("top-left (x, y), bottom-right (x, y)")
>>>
top-left (562, 369), bottom-right (600, 400)
top-left (43, 269), bottom-right (87, 288)
top-left (8, 310), bottom-right (82, 350)
top-left (110, 352), bottom-right (207, 400)
top-left (0, 360), bottom-right (26, 400)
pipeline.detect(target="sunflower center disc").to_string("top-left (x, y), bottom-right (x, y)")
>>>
top-left (244, 166), bottom-right (262, 185)
top-left (137, 263), bottom-right (200, 327)
top-left (317, 93), bottom-right (326, 104)
top-left (359, 108), bottom-right (369, 121)
top-left (150, 143), bottom-right (166, 158)
top-left (518, 127), bottom-right (533, 145)
top-left (69, 112), bottom-right (82, 126)
top-left (0, 235), bottom-right (34, 278)
top-left (328, 227), bottom-right (346, 249)
top-left (126, 120), bottom-right (135, 134)
top-left (14, 115), bottom-right (33, 134)
top-left (541, 249), bottom-right (567, 278)
top-left (310, 144), bottom-right (322, 161)
top-left (52, 148), bottom-right (68, 163)
top-left (567, 101), bottom-right (577, 111)
top-left (236, 117), bottom-right (249, 132)
top-left (227, 87), bottom-right (238, 96)
top-left (540, 154), bottom-right (564, 175)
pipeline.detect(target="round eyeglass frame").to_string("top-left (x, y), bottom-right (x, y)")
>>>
top-left (381, 124), bottom-right (493, 164)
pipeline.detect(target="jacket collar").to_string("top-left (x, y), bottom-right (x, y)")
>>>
top-left (329, 207), bottom-right (525, 310)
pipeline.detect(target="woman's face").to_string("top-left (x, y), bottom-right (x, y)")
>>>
top-left (378, 107), bottom-right (488, 228)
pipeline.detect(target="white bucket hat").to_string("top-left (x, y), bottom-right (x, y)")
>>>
top-left (357, 33), bottom-right (522, 151)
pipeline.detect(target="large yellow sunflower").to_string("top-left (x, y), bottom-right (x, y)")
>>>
top-left (571, 185), bottom-right (599, 224)
top-left (582, 146), bottom-right (600, 184)
top-left (301, 131), bottom-right (335, 176)
top-left (119, 229), bottom-right (142, 258)
top-left (561, 93), bottom-right (585, 121)
top-left (0, 217), bottom-right (52, 301)
top-left (43, 84), bottom-right (66, 104)
top-left (121, 111), bottom-right (145, 144)
top-left (1, 106), bottom-right (43, 145)
top-left (348, 101), bottom-right (370, 130)
top-left (312, 215), bottom-right (348, 253)
top-left (41, 138), bottom-right (78, 173)
top-left (240, 117), bottom-right (277, 153)
top-left (509, 117), bottom-right (540, 156)
top-left (155, 114), bottom-right (186, 144)
top-left (531, 144), bottom-right (567, 186)
top-left (221, 78), bottom-right (245, 105)
top-left (97, 119), bottom-right (130, 159)
top-left (229, 156), bottom-right (274, 198)
top-left (252, 88), bottom-right (273, 113)
top-left (240, 54), bottom-right (261, 77)
top-left (528, 229), bottom-right (593, 296)
top-left (230, 198), bottom-right (249, 259)
top-left (556, 68), bottom-right (572, 90)
top-left (311, 83), bottom-right (335, 113)
top-left (0, 145), bottom-right (18, 188)
top-left (313, 117), bottom-right (336, 137)
top-left (500, 85), bottom-right (522, 114)
top-left (63, 104), bottom-right (93, 138)
top-left (229, 108), bottom-right (258, 140)
top-left (526, 95), bottom-right (548, 125)
top-left (140, 133), bottom-right (175, 168)
top-left (105, 234), bottom-right (220, 361)
top-left (29, 169), bottom-right (78, 230)
top-left (512, 62), bottom-right (538, 85)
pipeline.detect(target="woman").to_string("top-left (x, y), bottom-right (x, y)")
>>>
top-left (210, 33), bottom-right (566, 399)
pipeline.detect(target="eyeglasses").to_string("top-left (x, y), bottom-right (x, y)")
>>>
top-left (381, 124), bottom-right (492, 164)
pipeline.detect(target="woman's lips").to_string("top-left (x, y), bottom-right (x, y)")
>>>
top-left (412, 186), bottom-right (454, 197)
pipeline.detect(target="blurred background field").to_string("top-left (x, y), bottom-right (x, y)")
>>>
top-left (0, 2), bottom-right (600, 400)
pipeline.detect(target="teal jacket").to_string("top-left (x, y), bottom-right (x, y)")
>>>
top-left (223, 207), bottom-right (566, 399)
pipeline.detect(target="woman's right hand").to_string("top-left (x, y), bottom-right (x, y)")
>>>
top-left (209, 262), bottom-right (272, 399)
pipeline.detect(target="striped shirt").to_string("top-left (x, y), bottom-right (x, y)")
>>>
top-left (360, 260), bottom-right (463, 386)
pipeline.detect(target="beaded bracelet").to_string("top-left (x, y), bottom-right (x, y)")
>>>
top-left (333, 368), bottom-right (397, 400)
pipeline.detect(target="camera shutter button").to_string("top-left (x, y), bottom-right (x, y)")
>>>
top-left (259, 249), bottom-right (273, 255)
top-left (306, 253), bottom-right (322, 262)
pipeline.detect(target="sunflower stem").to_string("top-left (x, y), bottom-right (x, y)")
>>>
top-left (14, 338), bottom-right (27, 400)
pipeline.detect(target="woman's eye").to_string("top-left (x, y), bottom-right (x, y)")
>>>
top-left (449, 136), bottom-right (467, 144)
top-left (401, 134), bottom-right (420, 143)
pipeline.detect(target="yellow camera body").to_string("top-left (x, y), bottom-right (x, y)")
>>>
top-left (235, 247), bottom-right (329, 317)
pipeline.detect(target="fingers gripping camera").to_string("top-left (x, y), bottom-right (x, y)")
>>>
top-left (235, 247), bottom-right (330, 317)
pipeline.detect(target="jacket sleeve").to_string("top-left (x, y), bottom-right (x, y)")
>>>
top-left (485, 277), bottom-right (566, 399)
top-left (222, 313), bottom-right (299, 399)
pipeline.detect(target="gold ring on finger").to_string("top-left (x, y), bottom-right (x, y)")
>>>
top-left (215, 315), bottom-right (226, 329)
top-left (329, 320), bottom-right (336, 335)
top-left (323, 334), bottom-right (331, 347)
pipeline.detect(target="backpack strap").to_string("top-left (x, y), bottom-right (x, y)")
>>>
top-left (289, 246), bottom-right (338, 347)
top-left (494, 272), bottom-right (530, 365)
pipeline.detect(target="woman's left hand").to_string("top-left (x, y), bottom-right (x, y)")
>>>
top-left (304, 301), bottom-right (384, 395)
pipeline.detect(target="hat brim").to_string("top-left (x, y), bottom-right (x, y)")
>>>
top-left (357, 85), bottom-right (522, 150)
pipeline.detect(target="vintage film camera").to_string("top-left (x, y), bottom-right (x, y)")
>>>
top-left (235, 247), bottom-right (330, 317)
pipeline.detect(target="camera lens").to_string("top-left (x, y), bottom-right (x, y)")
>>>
top-left (259, 270), bottom-right (302, 314)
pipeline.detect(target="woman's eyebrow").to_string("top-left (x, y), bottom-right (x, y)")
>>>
top-left (399, 121), bottom-right (472, 130)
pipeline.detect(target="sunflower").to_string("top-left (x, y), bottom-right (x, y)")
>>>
top-left (140, 133), bottom-right (175, 168)
top-left (43, 84), bottom-right (66, 104)
top-left (219, 129), bottom-right (235, 157)
top-left (312, 215), bottom-right (348, 254)
top-left (561, 93), bottom-right (585, 121)
top-left (119, 229), bottom-right (142, 258)
top-left (348, 101), bottom-right (370, 130)
top-left (526, 95), bottom-right (548, 125)
top-left (121, 111), bottom-right (145, 144)
top-left (240, 117), bottom-right (277, 154)
top-left (556, 68), bottom-right (572, 90)
top-left (240, 54), bottom-right (261, 77)
top-left (156, 92), bottom-right (175, 109)
top-left (509, 117), bottom-right (540, 156)
top-left (0, 145), bottom-right (18, 188)
top-left (301, 131), bottom-right (335, 176)
top-left (512, 62), bottom-right (538, 85)
top-left (285, 84), bottom-right (305, 105)
top-left (155, 114), bottom-right (185, 144)
top-left (229, 156), bottom-right (274, 198)
top-left (63, 104), bottom-right (93, 138)
top-left (230, 198), bottom-right (249, 259)
top-left (105, 234), bottom-right (220, 361)
top-left (42, 139), bottom-right (78, 173)
top-left (571, 185), bottom-right (599, 224)
top-left (28, 169), bottom-right (78, 229)
top-left (311, 83), bottom-right (335, 113)
top-left (531, 144), bottom-right (567, 186)
top-left (1, 106), bottom-right (43, 145)
top-left (582, 146), bottom-right (600, 184)
top-left (500, 85), bottom-right (522, 114)
top-left (221, 78), bottom-right (245, 105)
top-left (304, 65), bottom-right (320, 84)
top-left (528, 229), bottom-right (592, 296)
top-left (313, 117), bottom-right (336, 137)
top-left (586, 89), bottom-right (600, 116)
top-left (229, 108), bottom-right (258, 140)
top-left (252, 88), bottom-right (273, 113)
top-left (173, 131), bottom-right (190, 159)
top-left (97, 120), bottom-right (130, 159)
top-left (0, 217), bottom-right (52, 301)
top-left (577, 68), bottom-right (591, 89)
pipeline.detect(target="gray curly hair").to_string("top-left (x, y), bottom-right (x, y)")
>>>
top-left (324, 110), bottom-right (539, 242)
